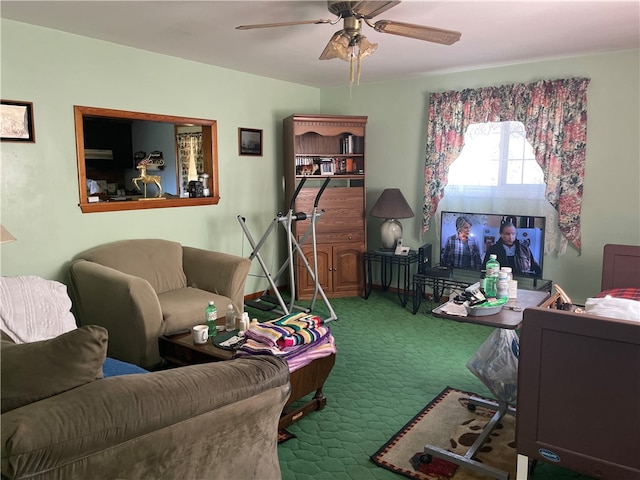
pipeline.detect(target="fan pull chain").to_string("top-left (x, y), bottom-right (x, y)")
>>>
top-left (349, 54), bottom-right (355, 85)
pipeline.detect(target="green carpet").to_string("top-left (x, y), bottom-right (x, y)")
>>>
top-left (245, 292), bottom-right (593, 480)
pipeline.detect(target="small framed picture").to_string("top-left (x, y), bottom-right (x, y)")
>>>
top-left (238, 128), bottom-right (263, 156)
top-left (1, 100), bottom-right (35, 142)
top-left (320, 159), bottom-right (335, 175)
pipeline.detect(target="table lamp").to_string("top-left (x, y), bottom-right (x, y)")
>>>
top-left (370, 188), bottom-right (414, 249)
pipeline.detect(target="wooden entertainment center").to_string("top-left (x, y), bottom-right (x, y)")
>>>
top-left (283, 114), bottom-right (367, 300)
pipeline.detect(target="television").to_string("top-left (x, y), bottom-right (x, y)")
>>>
top-left (439, 211), bottom-right (545, 279)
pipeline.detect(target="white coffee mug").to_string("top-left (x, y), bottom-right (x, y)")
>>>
top-left (192, 325), bottom-right (209, 344)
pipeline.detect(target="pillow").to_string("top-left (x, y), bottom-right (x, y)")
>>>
top-left (1, 325), bottom-right (108, 413)
top-left (585, 295), bottom-right (640, 322)
top-left (0, 275), bottom-right (77, 343)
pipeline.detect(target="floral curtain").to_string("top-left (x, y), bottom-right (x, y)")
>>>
top-left (176, 132), bottom-right (203, 197)
top-left (423, 77), bottom-right (590, 251)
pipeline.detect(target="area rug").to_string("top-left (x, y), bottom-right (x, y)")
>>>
top-left (371, 387), bottom-right (517, 480)
top-left (278, 428), bottom-right (297, 444)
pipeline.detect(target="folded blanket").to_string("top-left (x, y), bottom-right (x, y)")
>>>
top-left (234, 330), bottom-right (336, 373)
top-left (245, 312), bottom-right (323, 347)
top-left (237, 326), bottom-right (330, 360)
top-left (287, 335), bottom-right (336, 373)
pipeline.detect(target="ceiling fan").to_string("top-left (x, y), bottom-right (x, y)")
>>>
top-left (236, 1), bottom-right (461, 84)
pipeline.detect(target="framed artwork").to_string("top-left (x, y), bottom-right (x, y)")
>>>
top-left (1, 100), bottom-right (35, 142)
top-left (320, 159), bottom-right (335, 175)
top-left (238, 128), bottom-right (263, 156)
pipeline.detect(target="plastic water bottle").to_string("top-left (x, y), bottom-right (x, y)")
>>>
top-left (225, 304), bottom-right (236, 332)
top-left (205, 300), bottom-right (217, 337)
top-left (485, 254), bottom-right (500, 298)
top-left (486, 254), bottom-right (500, 276)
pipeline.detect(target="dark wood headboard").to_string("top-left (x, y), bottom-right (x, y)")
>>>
top-left (517, 308), bottom-right (640, 479)
top-left (517, 244), bottom-right (640, 479)
top-left (601, 244), bottom-right (640, 290)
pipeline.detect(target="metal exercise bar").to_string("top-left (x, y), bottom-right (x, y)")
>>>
top-left (237, 176), bottom-right (337, 322)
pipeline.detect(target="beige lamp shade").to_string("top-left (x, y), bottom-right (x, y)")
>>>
top-left (1, 225), bottom-right (16, 244)
top-left (370, 189), bottom-right (414, 249)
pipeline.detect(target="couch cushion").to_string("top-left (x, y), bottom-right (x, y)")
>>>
top-left (158, 287), bottom-right (231, 334)
top-left (78, 239), bottom-right (187, 294)
top-left (0, 275), bottom-right (78, 343)
top-left (1, 325), bottom-right (108, 413)
top-left (102, 357), bottom-right (148, 377)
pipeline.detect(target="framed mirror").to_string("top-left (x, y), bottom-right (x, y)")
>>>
top-left (74, 106), bottom-right (219, 213)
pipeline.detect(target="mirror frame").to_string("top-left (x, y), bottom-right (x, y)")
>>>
top-left (74, 105), bottom-right (219, 213)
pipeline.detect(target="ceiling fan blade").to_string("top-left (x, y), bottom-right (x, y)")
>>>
top-left (236, 19), bottom-right (332, 30)
top-left (373, 20), bottom-right (461, 45)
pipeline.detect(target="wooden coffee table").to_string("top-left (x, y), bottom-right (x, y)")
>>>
top-left (158, 331), bottom-right (336, 429)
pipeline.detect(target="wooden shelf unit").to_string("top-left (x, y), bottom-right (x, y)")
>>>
top-left (283, 114), bottom-right (368, 299)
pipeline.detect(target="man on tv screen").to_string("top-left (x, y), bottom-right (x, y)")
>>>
top-left (483, 221), bottom-right (541, 275)
top-left (441, 216), bottom-right (483, 270)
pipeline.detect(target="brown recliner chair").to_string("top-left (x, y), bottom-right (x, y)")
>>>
top-left (69, 239), bottom-right (251, 369)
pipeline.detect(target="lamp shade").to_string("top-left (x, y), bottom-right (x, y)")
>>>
top-left (370, 189), bottom-right (414, 249)
top-left (0, 225), bottom-right (16, 244)
top-left (370, 189), bottom-right (414, 220)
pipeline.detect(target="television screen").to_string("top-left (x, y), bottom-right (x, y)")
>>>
top-left (439, 211), bottom-right (545, 279)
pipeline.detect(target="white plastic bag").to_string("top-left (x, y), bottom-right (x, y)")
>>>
top-left (466, 328), bottom-right (519, 403)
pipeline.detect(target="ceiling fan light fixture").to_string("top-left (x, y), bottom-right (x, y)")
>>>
top-left (320, 33), bottom-right (377, 85)
top-left (320, 31), bottom-right (352, 61)
top-left (358, 36), bottom-right (378, 59)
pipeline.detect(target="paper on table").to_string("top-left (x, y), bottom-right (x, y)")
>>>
top-left (436, 301), bottom-right (468, 317)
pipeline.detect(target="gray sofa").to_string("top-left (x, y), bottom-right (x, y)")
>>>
top-left (1, 326), bottom-right (290, 480)
top-left (69, 239), bottom-right (251, 369)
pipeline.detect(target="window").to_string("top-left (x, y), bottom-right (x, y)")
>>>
top-left (74, 106), bottom-right (219, 213)
top-left (447, 121), bottom-right (544, 198)
top-left (440, 121), bottom-right (560, 256)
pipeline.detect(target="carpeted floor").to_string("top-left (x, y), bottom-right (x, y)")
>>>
top-left (246, 291), bottom-right (594, 480)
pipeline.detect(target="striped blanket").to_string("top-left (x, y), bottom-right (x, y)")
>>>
top-left (245, 312), bottom-right (324, 348)
top-left (235, 326), bottom-right (336, 373)
top-left (234, 312), bottom-right (336, 372)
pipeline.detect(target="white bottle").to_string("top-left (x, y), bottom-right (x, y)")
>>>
top-left (500, 266), bottom-right (513, 281)
top-left (225, 304), bottom-right (235, 331)
top-left (239, 312), bottom-right (250, 333)
top-left (496, 272), bottom-right (509, 299)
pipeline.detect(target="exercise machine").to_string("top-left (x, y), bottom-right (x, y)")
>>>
top-left (237, 177), bottom-right (337, 323)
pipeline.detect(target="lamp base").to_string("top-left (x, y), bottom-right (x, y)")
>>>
top-left (380, 219), bottom-right (403, 249)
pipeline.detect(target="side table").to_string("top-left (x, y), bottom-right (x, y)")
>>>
top-left (363, 243), bottom-right (431, 307)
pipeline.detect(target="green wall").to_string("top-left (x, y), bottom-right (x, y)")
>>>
top-left (2, 19), bottom-right (638, 303)
top-left (321, 50), bottom-right (640, 303)
top-left (0, 20), bottom-right (320, 295)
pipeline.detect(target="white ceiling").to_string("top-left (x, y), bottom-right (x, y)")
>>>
top-left (2, 1), bottom-right (639, 88)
